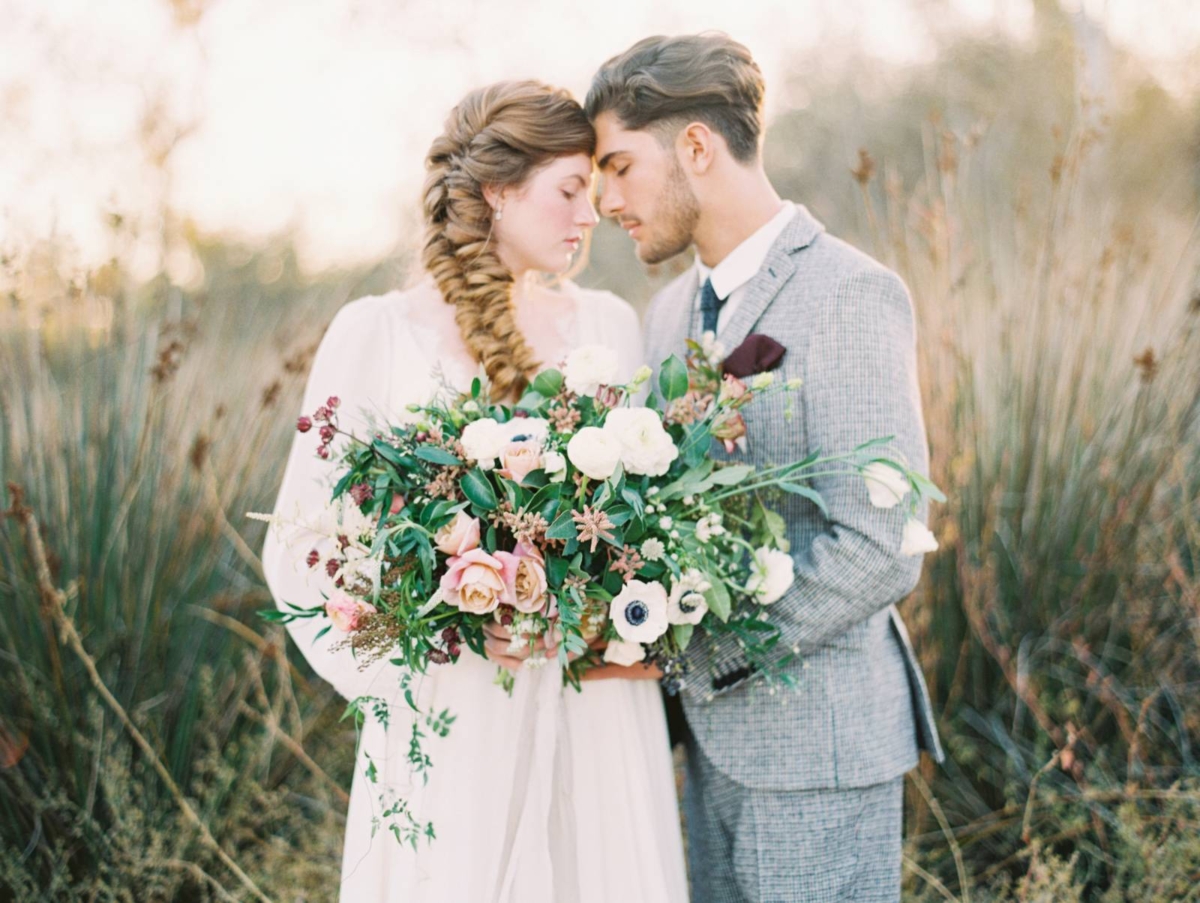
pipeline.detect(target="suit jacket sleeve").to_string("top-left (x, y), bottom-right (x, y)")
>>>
top-left (706, 269), bottom-right (930, 692)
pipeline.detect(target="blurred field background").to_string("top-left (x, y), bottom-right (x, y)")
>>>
top-left (3, 1), bottom-right (1200, 900)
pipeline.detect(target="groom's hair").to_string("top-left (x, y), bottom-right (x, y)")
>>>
top-left (585, 33), bottom-right (765, 163)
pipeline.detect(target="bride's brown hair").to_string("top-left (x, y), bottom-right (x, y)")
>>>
top-left (421, 80), bottom-right (596, 401)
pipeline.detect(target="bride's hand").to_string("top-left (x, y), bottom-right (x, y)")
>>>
top-left (482, 621), bottom-right (552, 672)
top-left (483, 623), bottom-right (605, 672)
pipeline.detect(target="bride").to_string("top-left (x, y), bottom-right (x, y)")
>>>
top-left (261, 81), bottom-right (688, 902)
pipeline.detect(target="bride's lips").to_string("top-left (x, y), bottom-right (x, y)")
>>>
top-left (564, 236), bottom-right (582, 251)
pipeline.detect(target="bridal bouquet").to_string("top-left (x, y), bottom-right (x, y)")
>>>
top-left (253, 334), bottom-right (941, 845)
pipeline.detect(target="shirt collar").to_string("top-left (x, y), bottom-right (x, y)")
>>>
top-left (695, 200), bottom-right (797, 300)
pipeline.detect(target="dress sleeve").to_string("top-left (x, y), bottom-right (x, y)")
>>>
top-left (261, 297), bottom-right (403, 704)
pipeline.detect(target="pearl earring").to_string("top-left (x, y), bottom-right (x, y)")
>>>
top-left (495, 205), bottom-right (503, 221)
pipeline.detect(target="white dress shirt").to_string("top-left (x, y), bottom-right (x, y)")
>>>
top-left (694, 200), bottom-right (797, 334)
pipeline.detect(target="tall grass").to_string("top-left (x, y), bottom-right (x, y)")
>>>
top-left (0, 254), bottom-right (361, 899)
top-left (862, 118), bottom-right (1200, 897)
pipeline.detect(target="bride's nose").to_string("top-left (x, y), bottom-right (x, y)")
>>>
top-left (577, 199), bottom-right (599, 228)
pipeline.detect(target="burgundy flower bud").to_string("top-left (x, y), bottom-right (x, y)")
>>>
top-left (326, 395), bottom-right (340, 410)
top-left (447, 643), bottom-right (461, 659)
top-left (499, 611), bottom-right (514, 628)
top-left (415, 431), bottom-right (428, 443)
top-left (314, 406), bottom-right (331, 422)
top-left (316, 445), bottom-right (330, 460)
top-left (441, 626), bottom-right (460, 645)
top-left (427, 648), bottom-right (451, 665)
top-left (319, 425), bottom-right (335, 442)
top-left (305, 549), bottom-right (320, 568)
top-left (325, 558), bottom-right (340, 577)
top-left (513, 409), bottom-right (529, 419)
top-left (296, 416), bottom-right (313, 433)
top-left (349, 482), bottom-right (374, 505)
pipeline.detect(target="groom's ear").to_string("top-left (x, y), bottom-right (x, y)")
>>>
top-left (677, 122), bottom-right (717, 175)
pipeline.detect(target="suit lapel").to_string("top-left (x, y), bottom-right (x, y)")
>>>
top-left (717, 205), bottom-right (825, 353)
top-left (657, 268), bottom-right (700, 368)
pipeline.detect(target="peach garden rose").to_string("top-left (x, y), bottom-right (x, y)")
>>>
top-left (434, 511), bottom-right (481, 556)
top-left (440, 549), bottom-right (509, 615)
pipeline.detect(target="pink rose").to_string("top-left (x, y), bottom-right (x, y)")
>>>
top-left (718, 374), bottom-right (750, 405)
top-left (711, 410), bottom-right (747, 454)
top-left (434, 511), bottom-right (481, 556)
top-left (495, 545), bottom-right (549, 614)
top-left (440, 548), bottom-right (508, 614)
top-left (497, 440), bottom-right (543, 484)
top-left (325, 590), bottom-right (377, 632)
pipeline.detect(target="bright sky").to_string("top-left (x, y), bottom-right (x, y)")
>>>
top-left (1, 0), bottom-right (1195, 277)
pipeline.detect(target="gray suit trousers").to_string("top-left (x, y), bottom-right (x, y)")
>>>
top-left (684, 735), bottom-right (903, 903)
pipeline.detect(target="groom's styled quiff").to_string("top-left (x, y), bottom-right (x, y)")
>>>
top-left (585, 33), bottom-right (765, 163)
top-left (422, 81), bottom-right (595, 401)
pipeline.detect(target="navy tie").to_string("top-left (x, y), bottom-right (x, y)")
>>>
top-left (699, 278), bottom-right (726, 335)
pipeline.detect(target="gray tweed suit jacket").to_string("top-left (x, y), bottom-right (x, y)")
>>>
top-left (644, 206), bottom-right (945, 791)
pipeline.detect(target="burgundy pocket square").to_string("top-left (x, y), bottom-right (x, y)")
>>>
top-left (723, 333), bottom-right (787, 379)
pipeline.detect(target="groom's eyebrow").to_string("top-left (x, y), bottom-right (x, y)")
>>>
top-left (596, 151), bottom-right (627, 171)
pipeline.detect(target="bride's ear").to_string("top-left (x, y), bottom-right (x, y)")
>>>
top-left (482, 184), bottom-right (505, 215)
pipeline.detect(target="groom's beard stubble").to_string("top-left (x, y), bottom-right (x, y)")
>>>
top-left (638, 157), bottom-right (701, 266)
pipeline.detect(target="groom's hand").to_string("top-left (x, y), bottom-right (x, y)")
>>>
top-left (579, 661), bottom-right (664, 682)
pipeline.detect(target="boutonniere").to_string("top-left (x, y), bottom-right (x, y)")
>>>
top-left (721, 333), bottom-right (787, 380)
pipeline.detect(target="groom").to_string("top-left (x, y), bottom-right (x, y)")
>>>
top-left (586, 34), bottom-right (944, 902)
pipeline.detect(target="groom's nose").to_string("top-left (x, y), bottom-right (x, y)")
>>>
top-left (598, 182), bottom-right (623, 219)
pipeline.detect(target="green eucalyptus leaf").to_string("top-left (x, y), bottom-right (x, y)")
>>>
top-left (658, 354), bottom-right (688, 402)
top-left (413, 445), bottom-right (463, 466)
top-left (703, 578), bottom-right (732, 622)
top-left (460, 468), bottom-right (498, 511)
top-left (546, 511), bottom-right (578, 541)
top-left (531, 369), bottom-right (564, 397)
top-left (779, 482), bottom-right (829, 518)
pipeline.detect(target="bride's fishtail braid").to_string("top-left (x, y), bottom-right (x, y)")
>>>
top-left (420, 81), bottom-right (594, 401)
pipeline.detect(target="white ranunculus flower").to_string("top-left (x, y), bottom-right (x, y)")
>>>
top-left (603, 639), bottom-right (646, 667)
top-left (542, 450), bottom-right (567, 483)
top-left (460, 418), bottom-right (507, 469)
top-left (602, 408), bottom-right (679, 477)
top-left (566, 427), bottom-right (622, 480)
top-left (747, 546), bottom-right (794, 605)
top-left (863, 462), bottom-right (911, 509)
top-left (900, 518), bottom-right (939, 556)
top-left (563, 344), bottom-right (620, 395)
top-left (667, 569), bottom-right (711, 625)
top-left (609, 579), bottom-right (670, 643)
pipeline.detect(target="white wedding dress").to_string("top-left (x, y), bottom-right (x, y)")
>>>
top-left (261, 277), bottom-right (688, 902)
